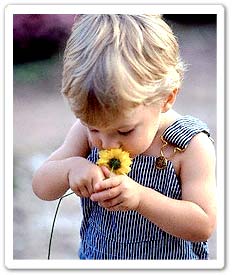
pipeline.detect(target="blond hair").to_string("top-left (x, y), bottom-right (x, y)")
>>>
top-left (61, 14), bottom-right (185, 126)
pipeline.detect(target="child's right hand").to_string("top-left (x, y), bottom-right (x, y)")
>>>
top-left (68, 157), bottom-right (105, 198)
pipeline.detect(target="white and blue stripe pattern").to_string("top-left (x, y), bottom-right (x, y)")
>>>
top-left (162, 115), bottom-right (210, 150)
top-left (79, 116), bottom-right (211, 259)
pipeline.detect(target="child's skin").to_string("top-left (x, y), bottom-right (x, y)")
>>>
top-left (32, 89), bottom-right (216, 242)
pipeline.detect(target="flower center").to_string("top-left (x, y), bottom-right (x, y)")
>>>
top-left (108, 158), bottom-right (121, 170)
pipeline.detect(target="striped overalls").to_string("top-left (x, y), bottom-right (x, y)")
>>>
top-left (79, 116), bottom-right (212, 259)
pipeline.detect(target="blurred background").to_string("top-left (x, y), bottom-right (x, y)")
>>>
top-left (13, 14), bottom-right (217, 259)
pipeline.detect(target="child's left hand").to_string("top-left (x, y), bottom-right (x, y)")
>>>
top-left (90, 166), bottom-right (142, 211)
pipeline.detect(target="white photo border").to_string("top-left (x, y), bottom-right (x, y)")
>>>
top-left (4, 3), bottom-right (225, 270)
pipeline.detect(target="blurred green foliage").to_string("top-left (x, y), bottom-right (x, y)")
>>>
top-left (13, 54), bottom-right (61, 85)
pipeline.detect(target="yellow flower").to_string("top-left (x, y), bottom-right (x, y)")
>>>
top-left (97, 148), bottom-right (132, 175)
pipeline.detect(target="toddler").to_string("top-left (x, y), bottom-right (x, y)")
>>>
top-left (32, 14), bottom-right (216, 260)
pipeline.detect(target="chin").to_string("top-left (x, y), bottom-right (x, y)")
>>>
top-left (128, 148), bottom-right (148, 158)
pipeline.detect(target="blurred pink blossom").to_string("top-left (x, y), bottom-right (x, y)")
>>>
top-left (13, 14), bottom-right (76, 63)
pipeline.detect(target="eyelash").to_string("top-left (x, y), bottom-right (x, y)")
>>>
top-left (89, 129), bottom-right (98, 133)
top-left (89, 128), bottom-right (134, 136)
top-left (118, 129), bottom-right (134, 136)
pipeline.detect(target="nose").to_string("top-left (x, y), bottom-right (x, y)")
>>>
top-left (101, 136), bottom-right (121, 150)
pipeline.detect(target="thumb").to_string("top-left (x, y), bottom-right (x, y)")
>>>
top-left (100, 166), bottom-right (114, 178)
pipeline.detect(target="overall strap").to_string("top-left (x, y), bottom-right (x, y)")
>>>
top-left (162, 115), bottom-right (211, 150)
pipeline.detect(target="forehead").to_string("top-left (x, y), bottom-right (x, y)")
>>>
top-left (87, 104), bottom-right (159, 130)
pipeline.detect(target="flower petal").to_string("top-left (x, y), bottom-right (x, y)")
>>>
top-left (97, 148), bottom-right (132, 175)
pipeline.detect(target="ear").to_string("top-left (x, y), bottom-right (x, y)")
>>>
top-left (161, 88), bottom-right (179, 113)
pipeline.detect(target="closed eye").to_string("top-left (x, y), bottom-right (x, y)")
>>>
top-left (118, 129), bottom-right (134, 136)
top-left (89, 128), bottom-right (99, 133)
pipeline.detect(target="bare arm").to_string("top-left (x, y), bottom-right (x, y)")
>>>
top-left (136, 133), bottom-right (217, 241)
top-left (32, 120), bottom-right (96, 200)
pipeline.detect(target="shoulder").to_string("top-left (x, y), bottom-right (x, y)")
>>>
top-left (63, 119), bottom-right (89, 145)
top-left (176, 113), bottom-right (216, 176)
top-left (180, 131), bottom-right (216, 190)
top-left (183, 131), bottom-right (215, 159)
top-left (48, 119), bottom-right (91, 160)
top-left (162, 114), bottom-right (211, 150)
top-left (182, 131), bottom-right (215, 167)
top-left (159, 112), bottom-right (215, 176)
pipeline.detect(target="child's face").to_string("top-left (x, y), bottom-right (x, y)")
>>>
top-left (84, 104), bottom-right (163, 157)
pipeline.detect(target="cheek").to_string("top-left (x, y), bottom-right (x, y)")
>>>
top-left (88, 133), bottom-right (101, 148)
top-left (123, 133), bottom-right (154, 156)
top-left (137, 135), bottom-right (153, 150)
top-left (128, 126), bottom-right (158, 155)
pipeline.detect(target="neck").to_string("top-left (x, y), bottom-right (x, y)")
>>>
top-left (157, 109), bottom-right (180, 137)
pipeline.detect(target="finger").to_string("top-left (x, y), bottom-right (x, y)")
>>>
top-left (70, 183), bottom-right (81, 196)
top-left (99, 196), bottom-right (123, 209)
top-left (92, 167), bottom-right (107, 191)
top-left (90, 185), bottom-right (121, 202)
top-left (94, 177), bottom-right (121, 192)
top-left (106, 204), bottom-right (123, 212)
top-left (85, 180), bottom-right (94, 196)
top-left (72, 187), bottom-right (88, 198)
top-left (100, 166), bottom-right (114, 178)
top-left (104, 202), bottom-right (125, 212)
top-left (78, 184), bottom-right (91, 197)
